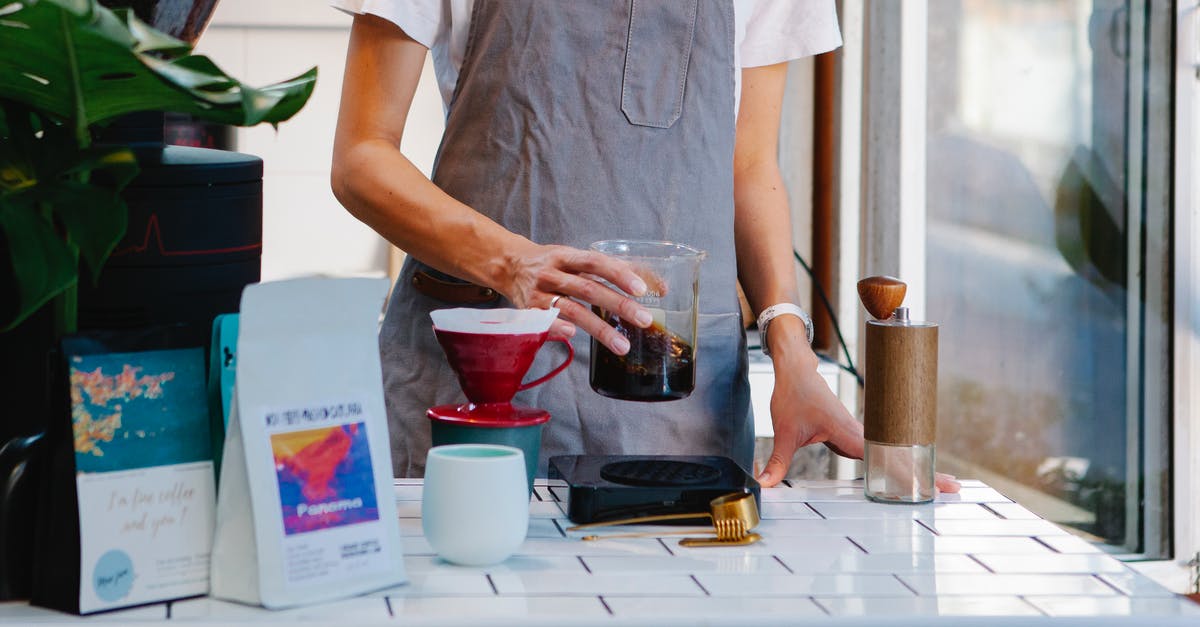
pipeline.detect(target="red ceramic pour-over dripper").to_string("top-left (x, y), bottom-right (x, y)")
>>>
top-left (433, 328), bottom-right (572, 419)
top-left (427, 308), bottom-right (571, 493)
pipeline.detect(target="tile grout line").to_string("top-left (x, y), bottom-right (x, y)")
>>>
top-left (598, 595), bottom-right (615, 616)
top-left (980, 503), bottom-right (1006, 519)
top-left (384, 596), bottom-right (394, 617)
top-left (772, 554), bottom-right (795, 574)
top-left (1032, 536), bottom-right (1064, 554)
top-left (1018, 595), bottom-right (1049, 616)
top-left (532, 488), bottom-right (544, 502)
top-left (658, 537), bottom-right (676, 556)
top-left (166, 601), bottom-right (172, 619)
top-left (485, 573), bottom-right (499, 595)
top-left (810, 596), bottom-right (833, 616)
top-left (914, 519), bottom-right (940, 536)
top-left (805, 502), bottom-right (826, 519)
top-left (1092, 573), bottom-right (1128, 596)
top-left (551, 518), bottom-right (567, 537)
top-left (891, 573), bottom-right (920, 596)
top-left (966, 553), bottom-right (996, 573)
top-left (690, 574), bottom-right (711, 596)
top-left (577, 555), bottom-right (592, 574)
top-left (846, 536), bottom-right (870, 555)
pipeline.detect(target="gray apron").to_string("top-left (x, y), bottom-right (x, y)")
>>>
top-left (379, 0), bottom-right (752, 477)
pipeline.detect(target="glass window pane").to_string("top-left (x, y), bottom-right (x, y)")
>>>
top-left (925, 0), bottom-right (1166, 553)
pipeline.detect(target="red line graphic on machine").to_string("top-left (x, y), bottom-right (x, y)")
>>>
top-left (112, 214), bottom-right (262, 258)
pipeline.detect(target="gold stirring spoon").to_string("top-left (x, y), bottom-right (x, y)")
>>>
top-left (566, 492), bottom-right (762, 546)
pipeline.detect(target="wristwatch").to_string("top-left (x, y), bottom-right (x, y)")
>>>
top-left (756, 303), bottom-right (814, 356)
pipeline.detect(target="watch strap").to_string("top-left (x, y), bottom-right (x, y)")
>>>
top-left (757, 303), bottom-right (814, 356)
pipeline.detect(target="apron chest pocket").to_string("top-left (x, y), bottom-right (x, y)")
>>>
top-left (620, 0), bottom-right (699, 129)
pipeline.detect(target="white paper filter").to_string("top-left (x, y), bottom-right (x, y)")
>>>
top-left (430, 307), bottom-right (559, 335)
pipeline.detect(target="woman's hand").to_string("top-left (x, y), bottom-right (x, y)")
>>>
top-left (758, 350), bottom-right (961, 494)
top-left (498, 242), bottom-right (654, 355)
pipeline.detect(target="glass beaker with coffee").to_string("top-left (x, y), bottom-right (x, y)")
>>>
top-left (588, 240), bottom-right (705, 401)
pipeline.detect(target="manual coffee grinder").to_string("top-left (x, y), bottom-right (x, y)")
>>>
top-left (858, 276), bottom-right (939, 504)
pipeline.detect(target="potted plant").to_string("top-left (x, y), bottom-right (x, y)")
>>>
top-left (1, 0), bottom-right (316, 334)
top-left (0, 0), bottom-right (316, 598)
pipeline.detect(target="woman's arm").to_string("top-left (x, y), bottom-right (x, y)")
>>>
top-left (733, 64), bottom-right (958, 493)
top-left (331, 14), bottom-right (650, 352)
top-left (733, 63), bottom-right (862, 486)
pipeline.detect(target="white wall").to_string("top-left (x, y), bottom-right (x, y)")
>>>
top-left (195, 1), bottom-right (445, 281)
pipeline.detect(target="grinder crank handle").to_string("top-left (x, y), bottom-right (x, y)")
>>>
top-left (857, 276), bottom-right (907, 320)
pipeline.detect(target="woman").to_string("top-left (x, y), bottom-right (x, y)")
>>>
top-left (331, 0), bottom-right (958, 492)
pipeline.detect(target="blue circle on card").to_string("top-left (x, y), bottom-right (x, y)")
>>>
top-left (93, 550), bottom-right (134, 602)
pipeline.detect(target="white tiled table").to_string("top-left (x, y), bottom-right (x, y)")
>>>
top-left (4, 479), bottom-right (1198, 625)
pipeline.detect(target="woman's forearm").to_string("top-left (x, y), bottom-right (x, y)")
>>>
top-left (330, 13), bottom-right (532, 291)
top-left (732, 63), bottom-right (817, 368)
top-left (733, 163), bottom-right (816, 367)
top-left (330, 137), bottom-right (531, 290)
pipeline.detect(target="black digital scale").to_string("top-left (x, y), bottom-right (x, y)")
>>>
top-left (548, 455), bottom-right (760, 525)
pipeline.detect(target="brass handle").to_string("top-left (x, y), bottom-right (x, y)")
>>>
top-left (568, 492), bottom-right (761, 546)
top-left (567, 511), bottom-right (711, 532)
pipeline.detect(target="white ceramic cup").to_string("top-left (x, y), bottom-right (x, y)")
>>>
top-left (421, 444), bottom-right (530, 566)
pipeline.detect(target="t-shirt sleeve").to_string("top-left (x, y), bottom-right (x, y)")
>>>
top-left (330, 0), bottom-right (446, 50)
top-left (740, 0), bottom-right (843, 67)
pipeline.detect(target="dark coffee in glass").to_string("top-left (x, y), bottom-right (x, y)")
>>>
top-left (586, 240), bottom-right (704, 402)
top-left (589, 309), bottom-right (695, 401)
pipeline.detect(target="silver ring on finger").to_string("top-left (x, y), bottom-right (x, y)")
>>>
top-left (549, 294), bottom-right (565, 309)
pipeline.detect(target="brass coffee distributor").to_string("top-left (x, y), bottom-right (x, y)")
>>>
top-left (858, 276), bottom-right (939, 504)
top-left (566, 492), bottom-right (761, 547)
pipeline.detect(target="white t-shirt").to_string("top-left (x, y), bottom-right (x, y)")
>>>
top-left (333, 0), bottom-right (842, 115)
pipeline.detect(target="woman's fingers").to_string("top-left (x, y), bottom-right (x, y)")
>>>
top-left (507, 244), bottom-right (660, 355)
top-left (548, 318), bottom-right (576, 342)
top-left (552, 296), bottom-right (632, 355)
top-left (560, 248), bottom-right (649, 299)
top-left (525, 247), bottom-right (659, 355)
top-left (548, 272), bottom-right (653, 329)
top-left (935, 472), bottom-right (961, 494)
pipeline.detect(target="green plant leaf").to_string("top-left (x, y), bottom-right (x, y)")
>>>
top-left (0, 200), bottom-right (78, 331)
top-left (0, 102), bottom-right (40, 193)
top-left (1, 102), bottom-right (136, 322)
top-left (63, 144), bottom-right (138, 189)
top-left (46, 179), bottom-right (128, 284)
top-left (0, 0), bottom-right (316, 131)
top-left (0, 0), bottom-right (318, 334)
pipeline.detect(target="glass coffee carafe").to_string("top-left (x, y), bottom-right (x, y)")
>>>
top-left (588, 240), bottom-right (705, 401)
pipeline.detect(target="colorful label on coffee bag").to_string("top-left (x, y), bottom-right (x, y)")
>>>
top-left (263, 402), bottom-right (389, 586)
top-left (272, 423), bottom-right (379, 535)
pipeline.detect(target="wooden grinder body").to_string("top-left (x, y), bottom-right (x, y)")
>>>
top-left (863, 319), bottom-right (938, 446)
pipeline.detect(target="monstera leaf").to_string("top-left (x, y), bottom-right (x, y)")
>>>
top-left (0, 0), bottom-right (316, 136)
top-left (0, 0), bottom-right (316, 331)
top-left (0, 103), bottom-right (137, 330)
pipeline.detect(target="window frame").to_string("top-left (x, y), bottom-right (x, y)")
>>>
top-left (840, 0), bottom-right (1197, 589)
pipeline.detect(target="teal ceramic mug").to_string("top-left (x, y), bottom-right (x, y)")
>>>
top-left (421, 444), bottom-right (529, 566)
top-left (427, 412), bottom-right (546, 495)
